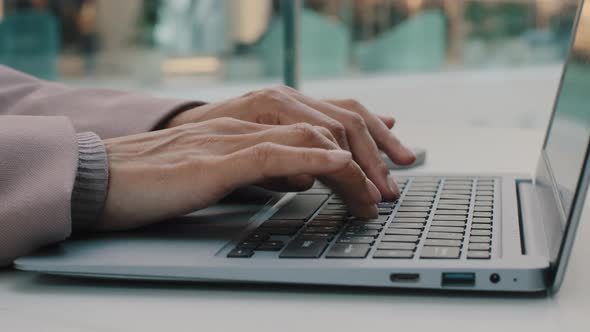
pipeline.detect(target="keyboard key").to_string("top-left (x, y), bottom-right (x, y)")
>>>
top-left (392, 217), bottom-right (427, 223)
top-left (403, 196), bottom-right (435, 202)
top-left (246, 232), bottom-right (270, 242)
top-left (378, 242), bottom-right (416, 250)
top-left (382, 235), bottom-right (419, 242)
top-left (438, 199), bottom-right (470, 205)
top-left (478, 185), bottom-right (494, 191)
top-left (337, 236), bottom-right (375, 245)
top-left (406, 191), bottom-right (437, 196)
top-left (471, 229), bottom-right (492, 236)
top-left (431, 221), bottom-right (466, 227)
top-left (326, 243), bottom-right (371, 258)
top-left (433, 215), bottom-right (467, 221)
top-left (428, 226), bottom-right (465, 233)
top-left (424, 239), bottom-right (462, 247)
top-left (474, 206), bottom-right (493, 212)
top-left (476, 191), bottom-right (494, 196)
top-left (259, 227), bottom-right (300, 235)
top-left (324, 204), bottom-right (348, 210)
top-left (280, 239), bottom-right (329, 258)
top-left (304, 226), bottom-right (340, 234)
top-left (409, 186), bottom-right (438, 191)
top-left (471, 224), bottom-right (492, 230)
top-left (427, 232), bottom-right (463, 240)
top-left (314, 214), bottom-right (347, 220)
top-left (398, 206), bottom-right (431, 212)
top-left (385, 228), bottom-right (422, 235)
top-left (272, 194), bottom-right (328, 220)
top-left (467, 251), bottom-right (491, 259)
top-left (472, 217), bottom-right (493, 224)
top-left (257, 240), bottom-right (285, 251)
top-left (440, 194), bottom-right (471, 200)
top-left (298, 233), bottom-right (334, 241)
top-left (434, 210), bottom-right (468, 215)
top-left (388, 223), bottom-right (425, 229)
top-left (227, 248), bottom-right (254, 258)
top-left (307, 220), bottom-right (343, 227)
top-left (343, 229), bottom-right (380, 237)
top-left (373, 250), bottom-right (414, 258)
top-left (396, 212), bottom-right (429, 218)
top-left (437, 204), bottom-right (469, 210)
top-left (345, 224), bottom-right (383, 231)
top-left (236, 241), bottom-right (260, 249)
top-left (476, 196), bottom-right (494, 201)
top-left (475, 201), bottom-right (493, 206)
top-left (469, 236), bottom-right (491, 243)
top-left (421, 246), bottom-right (461, 259)
top-left (378, 208), bottom-right (394, 215)
top-left (316, 210), bottom-right (348, 217)
top-left (468, 243), bottom-right (491, 251)
top-left (378, 202), bottom-right (396, 208)
top-left (349, 215), bottom-right (389, 225)
top-left (400, 201), bottom-right (432, 207)
top-left (474, 212), bottom-right (493, 218)
top-left (441, 190), bottom-right (472, 195)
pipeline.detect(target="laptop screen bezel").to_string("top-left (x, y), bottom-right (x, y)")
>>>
top-left (537, 0), bottom-right (590, 292)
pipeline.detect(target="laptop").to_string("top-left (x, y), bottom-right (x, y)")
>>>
top-left (15, 0), bottom-right (590, 293)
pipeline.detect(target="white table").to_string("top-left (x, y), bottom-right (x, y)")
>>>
top-left (2, 125), bottom-right (589, 332)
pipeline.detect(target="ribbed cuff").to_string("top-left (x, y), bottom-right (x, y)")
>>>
top-left (71, 132), bottom-right (109, 232)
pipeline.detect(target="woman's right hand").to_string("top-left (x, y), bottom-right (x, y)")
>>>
top-left (99, 118), bottom-right (382, 231)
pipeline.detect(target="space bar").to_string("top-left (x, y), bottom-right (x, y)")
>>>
top-left (270, 194), bottom-right (329, 220)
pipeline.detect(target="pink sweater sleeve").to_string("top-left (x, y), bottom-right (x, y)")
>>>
top-left (0, 66), bottom-right (203, 265)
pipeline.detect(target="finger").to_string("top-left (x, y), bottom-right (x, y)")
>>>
top-left (223, 143), bottom-right (378, 218)
top-left (279, 90), bottom-right (399, 200)
top-left (240, 88), bottom-right (351, 151)
top-left (376, 114), bottom-right (395, 129)
top-left (318, 161), bottom-right (380, 218)
top-left (257, 175), bottom-right (316, 192)
top-left (325, 99), bottom-right (416, 166)
top-left (223, 143), bottom-right (353, 187)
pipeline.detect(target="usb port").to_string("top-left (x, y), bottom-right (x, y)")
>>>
top-left (441, 272), bottom-right (475, 287)
top-left (390, 273), bottom-right (420, 283)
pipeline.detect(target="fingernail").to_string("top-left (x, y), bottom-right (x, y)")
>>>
top-left (387, 173), bottom-right (401, 197)
top-left (366, 178), bottom-right (382, 203)
top-left (328, 150), bottom-right (352, 164)
top-left (402, 143), bottom-right (416, 158)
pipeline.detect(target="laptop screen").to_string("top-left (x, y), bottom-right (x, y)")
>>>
top-left (544, 0), bottom-right (590, 217)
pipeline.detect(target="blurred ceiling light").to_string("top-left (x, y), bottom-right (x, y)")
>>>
top-left (162, 57), bottom-right (221, 75)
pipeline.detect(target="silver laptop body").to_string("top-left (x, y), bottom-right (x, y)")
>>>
top-left (15, 0), bottom-right (590, 293)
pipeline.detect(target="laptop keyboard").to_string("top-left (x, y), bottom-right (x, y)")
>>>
top-left (227, 177), bottom-right (496, 260)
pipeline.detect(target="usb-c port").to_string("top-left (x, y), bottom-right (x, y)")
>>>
top-left (390, 273), bottom-right (420, 283)
top-left (442, 273), bottom-right (475, 287)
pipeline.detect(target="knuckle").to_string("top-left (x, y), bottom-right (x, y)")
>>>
top-left (251, 142), bottom-right (276, 163)
top-left (326, 121), bottom-right (346, 139)
top-left (347, 112), bottom-right (368, 131)
top-left (291, 123), bottom-right (319, 141)
top-left (274, 85), bottom-right (298, 94)
top-left (342, 98), bottom-right (364, 111)
top-left (254, 87), bottom-right (286, 104)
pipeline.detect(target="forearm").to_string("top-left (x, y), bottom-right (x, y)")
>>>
top-left (0, 65), bottom-right (203, 139)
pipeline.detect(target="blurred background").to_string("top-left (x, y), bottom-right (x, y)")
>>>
top-left (0, 0), bottom-right (581, 130)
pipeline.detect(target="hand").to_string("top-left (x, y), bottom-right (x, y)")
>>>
top-left (167, 86), bottom-right (416, 201)
top-left (100, 118), bottom-right (382, 230)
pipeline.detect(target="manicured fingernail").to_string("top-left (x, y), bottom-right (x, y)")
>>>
top-left (388, 173), bottom-right (401, 197)
top-left (328, 150), bottom-right (352, 163)
top-left (366, 178), bottom-right (382, 203)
